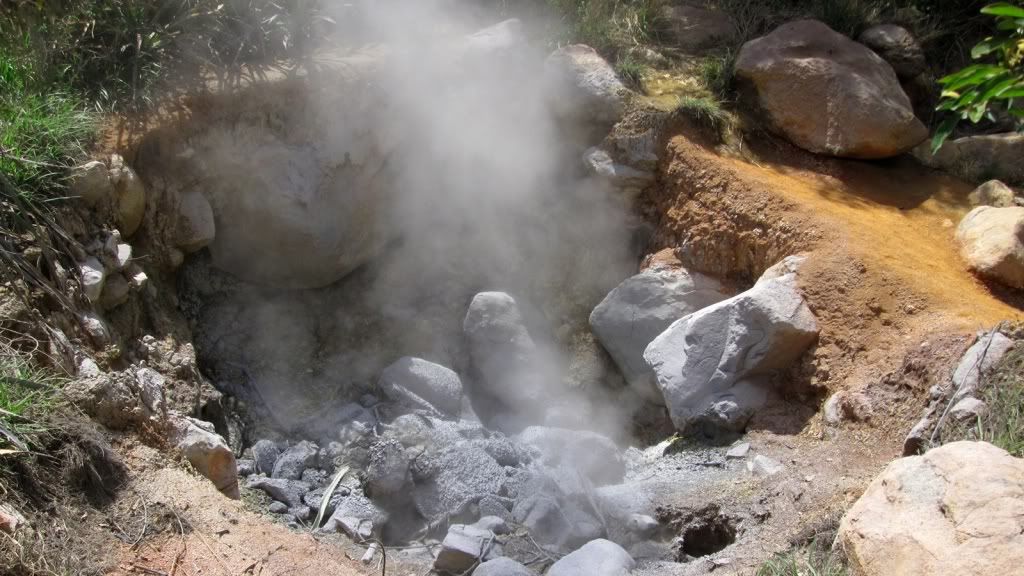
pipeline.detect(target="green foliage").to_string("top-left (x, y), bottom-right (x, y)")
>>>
top-left (975, 342), bottom-right (1024, 456)
top-left (0, 0), bottom-right (330, 112)
top-left (757, 543), bottom-right (848, 576)
top-left (615, 53), bottom-right (647, 86)
top-left (0, 50), bottom-right (95, 200)
top-left (547, 0), bottom-right (666, 57)
top-left (716, 0), bottom-right (884, 45)
top-left (674, 95), bottom-right (730, 135)
top-left (0, 349), bottom-right (62, 454)
top-left (932, 3), bottom-right (1024, 151)
top-left (699, 50), bottom-right (737, 101)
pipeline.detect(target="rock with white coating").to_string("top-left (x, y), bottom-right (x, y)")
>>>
top-left (726, 442), bottom-right (750, 459)
top-left (643, 256), bottom-right (818, 435)
top-left (546, 45), bottom-right (629, 127)
top-left (176, 191), bottom-right (216, 253)
top-left (592, 267), bottom-right (729, 401)
top-left (413, 442), bottom-right (505, 524)
top-left (747, 454), bottom-right (784, 476)
top-left (547, 539), bottom-right (635, 576)
top-left (78, 311), bottom-right (111, 346)
top-left (173, 416), bottom-right (239, 498)
top-left (583, 147), bottom-right (655, 193)
top-left (322, 489), bottom-right (387, 539)
top-left (79, 257), bottom-right (106, 303)
top-left (434, 524), bottom-right (503, 573)
top-left (956, 206), bottom-right (1024, 288)
top-left (69, 160), bottom-right (113, 205)
top-left (838, 441), bottom-right (1024, 576)
top-left (378, 357), bottom-right (463, 417)
top-left (115, 243), bottom-right (132, 269)
top-left (968, 180), bottom-right (1016, 208)
top-left (516, 426), bottom-right (624, 485)
top-left (735, 20), bottom-right (927, 159)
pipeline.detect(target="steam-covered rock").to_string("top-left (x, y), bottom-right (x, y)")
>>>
top-left (516, 426), bottom-right (624, 485)
top-left (546, 45), bottom-right (628, 128)
top-left (956, 206), bottom-right (1024, 288)
top-left (590, 267), bottom-right (728, 401)
top-left (858, 24), bottom-right (926, 80)
top-left (582, 147), bottom-right (655, 194)
top-left (412, 442), bottom-right (505, 524)
top-left (434, 524), bottom-right (503, 573)
top-left (547, 539), bottom-right (635, 576)
top-left (175, 191), bottom-right (216, 253)
top-left (322, 488), bottom-right (388, 540)
top-left (462, 18), bottom-right (525, 56)
top-left (735, 20), bottom-right (927, 158)
top-left (173, 416), bottom-right (240, 498)
top-left (379, 357), bottom-right (463, 417)
top-left (643, 256), bottom-right (818, 436)
top-left (463, 292), bottom-right (547, 425)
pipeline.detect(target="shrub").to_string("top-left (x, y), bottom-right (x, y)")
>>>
top-left (699, 50), bottom-right (737, 101)
top-left (673, 95), bottom-right (730, 135)
top-left (616, 53), bottom-right (647, 86)
top-left (757, 543), bottom-right (848, 576)
top-left (932, 3), bottom-right (1024, 151)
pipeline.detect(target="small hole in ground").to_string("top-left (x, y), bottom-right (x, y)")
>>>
top-left (681, 515), bottom-right (737, 557)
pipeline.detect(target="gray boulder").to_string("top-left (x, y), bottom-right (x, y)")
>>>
top-left (914, 133), bottom-right (1024, 185)
top-left (463, 292), bottom-right (548, 424)
top-left (379, 357), bottom-right (463, 417)
top-left (546, 45), bottom-right (628, 127)
top-left (172, 416), bottom-right (240, 499)
top-left (968, 180), bottom-right (1016, 208)
top-left (69, 160), bottom-right (113, 205)
top-left (643, 256), bottom-right (818, 435)
top-left (413, 442), bottom-right (505, 524)
top-left (462, 19), bottom-right (525, 57)
top-left (322, 488), bottom-right (387, 540)
top-left (176, 191), bottom-right (216, 253)
top-left (251, 439), bottom-right (281, 475)
top-left (735, 20), bottom-right (926, 159)
top-left (583, 147), bottom-right (655, 195)
top-left (246, 477), bottom-right (310, 508)
top-left (547, 539), bottom-right (635, 576)
top-left (272, 441), bottom-right (319, 480)
top-left (365, 439), bottom-right (410, 497)
top-left (473, 557), bottom-right (534, 576)
top-left (108, 154), bottom-right (146, 237)
top-left (858, 24), bottom-right (927, 80)
top-left (590, 267), bottom-right (728, 401)
top-left (434, 524), bottom-right (503, 573)
top-left (952, 330), bottom-right (1015, 402)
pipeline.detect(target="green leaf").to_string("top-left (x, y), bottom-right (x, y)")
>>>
top-left (972, 37), bottom-right (1011, 58)
top-left (982, 3), bottom-right (1024, 19)
top-left (980, 75), bottom-right (1022, 100)
top-left (942, 65), bottom-right (1007, 91)
top-left (969, 103), bottom-right (988, 123)
top-left (996, 85), bottom-right (1024, 99)
top-left (931, 117), bottom-right (959, 154)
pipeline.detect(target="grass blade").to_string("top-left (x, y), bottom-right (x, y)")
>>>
top-left (313, 465), bottom-right (349, 531)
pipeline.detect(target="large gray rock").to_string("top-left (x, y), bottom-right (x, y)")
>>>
top-left (246, 476), bottom-right (311, 508)
top-left (413, 442), bottom-right (505, 524)
top-left (951, 330), bottom-right (1015, 401)
top-left (379, 357), bottom-right (463, 417)
top-left (172, 416), bottom-right (239, 499)
top-left (956, 206), bottom-right (1024, 288)
top-left (590, 267), bottom-right (728, 401)
top-left (858, 24), bottom-right (927, 80)
top-left (272, 441), bottom-right (319, 480)
top-left (251, 439), bottom-right (281, 475)
top-left (643, 256), bottom-right (818, 435)
top-left (914, 133), bottom-right (1024, 185)
top-left (968, 180), bottom-right (1016, 208)
top-left (322, 488), bottom-right (388, 540)
top-left (108, 155), bottom-right (146, 237)
top-left (516, 426), bottom-right (624, 485)
top-left (462, 18), bottom-right (525, 57)
top-left (582, 147), bottom-right (655, 195)
top-left (473, 557), bottom-right (534, 576)
top-left (838, 442), bottom-right (1024, 576)
top-left (463, 292), bottom-right (548, 424)
top-left (735, 20), bottom-right (927, 159)
top-left (434, 524), bottom-right (503, 573)
top-left (546, 45), bottom-right (628, 127)
top-left (365, 438), bottom-right (410, 497)
top-left (547, 539), bottom-right (635, 576)
top-left (69, 160), bottom-right (113, 205)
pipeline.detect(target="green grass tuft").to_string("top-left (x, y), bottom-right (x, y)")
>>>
top-left (615, 54), bottom-right (647, 86)
top-left (699, 50), bottom-right (737, 101)
top-left (548, 0), bottom-right (666, 59)
top-left (674, 95), bottom-right (730, 135)
top-left (757, 543), bottom-right (848, 576)
top-left (975, 343), bottom-right (1024, 457)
